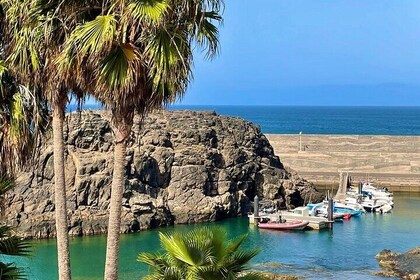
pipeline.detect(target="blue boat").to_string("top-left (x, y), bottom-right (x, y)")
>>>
top-left (307, 202), bottom-right (363, 217)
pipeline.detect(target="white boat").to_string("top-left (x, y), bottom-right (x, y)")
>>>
top-left (362, 183), bottom-right (394, 200)
top-left (375, 204), bottom-right (393, 214)
top-left (346, 185), bottom-right (394, 212)
top-left (334, 201), bottom-right (365, 216)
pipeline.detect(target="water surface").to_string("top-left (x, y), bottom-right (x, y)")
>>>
top-left (8, 192), bottom-right (420, 279)
top-left (67, 105), bottom-right (420, 135)
top-left (170, 105), bottom-right (420, 135)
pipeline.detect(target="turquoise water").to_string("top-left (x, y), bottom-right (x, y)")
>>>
top-left (6, 192), bottom-right (420, 279)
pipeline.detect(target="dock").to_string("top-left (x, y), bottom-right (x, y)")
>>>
top-left (249, 196), bottom-right (332, 230)
top-left (248, 212), bottom-right (328, 230)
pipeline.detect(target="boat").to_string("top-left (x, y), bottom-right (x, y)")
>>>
top-left (362, 183), bottom-right (393, 200)
top-left (334, 201), bottom-right (364, 216)
top-left (307, 202), bottom-right (348, 220)
top-left (308, 201), bottom-right (363, 217)
top-left (375, 204), bottom-right (393, 214)
top-left (258, 220), bottom-right (309, 230)
top-left (345, 192), bottom-right (393, 213)
top-left (277, 207), bottom-right (329, 230)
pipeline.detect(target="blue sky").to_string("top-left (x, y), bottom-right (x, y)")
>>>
top-left (177, 0), bottom-right (420, 106)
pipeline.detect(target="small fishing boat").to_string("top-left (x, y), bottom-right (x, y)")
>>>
top-left (362, 183), bottom-right (394, 200)
top-left (334, 201), bottom-right (364, 216)
top-left (307, 203), bottom-right (347, 220)
top-left (258, 220), bottom-right (309, 230)
top-left (308, 201), bottom-right (362, 217)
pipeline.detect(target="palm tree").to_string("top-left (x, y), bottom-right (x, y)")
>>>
top-left (1, 12), bottom-right (45, 280)
top-left (1, 1), bottom-right (98, 279)
top-left (58, 0), bottom-right (224, 278)
top-left (0, 59), bottom-right (47, 176)
top-left (0, 174), bottom-right (31, 280)
top-left (138, 227), bottom-right (263, 280)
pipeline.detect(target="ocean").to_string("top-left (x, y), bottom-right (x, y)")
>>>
top-left (69, 104), bottom-right (420, 135)
top-left (170, 105), bottom-right (420, 135)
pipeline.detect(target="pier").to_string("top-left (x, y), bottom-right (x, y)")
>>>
top-left (249, 195), bottom-right (334, 230)
top-left (266, 134), bottom-right (420, 192)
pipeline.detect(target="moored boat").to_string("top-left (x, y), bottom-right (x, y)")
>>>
top-left (278, 207), bottom-right (329, 230)
top-left (334, 201), bottom-right (364, 216)
top-left (258, 220), bottom-right (309, 230)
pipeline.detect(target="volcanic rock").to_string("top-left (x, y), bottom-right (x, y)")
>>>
top-left (4, 110), bottom-right (322, 238)
top-left (376, 248), bottom-right (420, 279)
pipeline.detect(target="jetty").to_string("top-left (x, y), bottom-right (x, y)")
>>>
top-left (248, 195), bottom-right (333, 230)
top-left (266, 134), bottom-right (420, 192)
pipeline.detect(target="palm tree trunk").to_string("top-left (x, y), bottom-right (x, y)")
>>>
top-left (104, 117), bottom-right (131, 280)
top-left (52, 99), bottom-right (72, 280)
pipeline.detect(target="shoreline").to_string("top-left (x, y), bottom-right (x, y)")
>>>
top-left (266, 134), bottom-right (420, 192)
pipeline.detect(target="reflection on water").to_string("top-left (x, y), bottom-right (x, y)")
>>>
top-left (7, 192), bottom-right (420, 280)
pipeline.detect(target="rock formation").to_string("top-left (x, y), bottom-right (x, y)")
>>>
top-left (4, 110), bottom-right (322, 238)
top-left (376, 248), bottom-right (420, 279)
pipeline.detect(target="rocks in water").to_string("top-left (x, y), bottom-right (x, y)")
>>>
top-left (5, 110), bottom-right (321, 238)
top-left (375, 248), bottom-right (420, 279)
top-left (241, 271), bottom-right (301, 280)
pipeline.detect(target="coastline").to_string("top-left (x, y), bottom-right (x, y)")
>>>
top-left (266, 134), bottom-right (420, 192)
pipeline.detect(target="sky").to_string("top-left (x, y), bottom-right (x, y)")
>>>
top-left (177, 0), bottom-right (420, 106)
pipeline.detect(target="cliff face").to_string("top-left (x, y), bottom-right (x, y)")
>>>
top-left (5, 110), bottom-right (322, 238)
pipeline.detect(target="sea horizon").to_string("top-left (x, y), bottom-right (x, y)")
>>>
top-left (67, 104), bottom-right (420, 136)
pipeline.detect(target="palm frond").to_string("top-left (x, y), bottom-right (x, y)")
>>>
top-left (0, 174), bottom-right (15, 195)
top-left (226, 234), bottom-right (248, 255)
top-left (0, 262), bottom-right (26, 280)
top-left (140, 227), bottom-right (260, 280)
top-left (67, 14), bottom-right (117, 57)
top-left (98, 43), bottom-right (141, 91)
top-left (195, 11), bottom-right (222, 59)
top-left (224, 249), bottom-right (260, 273)
top-left (128, 0), bottom-right (169, 23)
top-left (0, 235), bottom-right (31, 256)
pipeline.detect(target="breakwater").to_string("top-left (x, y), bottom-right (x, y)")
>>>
top-left (266, 134), bottom-right (420, 192)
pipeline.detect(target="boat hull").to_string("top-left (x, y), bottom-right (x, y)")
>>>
top-left (258, 221), bottom-right (309, 230)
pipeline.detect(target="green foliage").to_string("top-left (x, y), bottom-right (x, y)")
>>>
top-left (0, 175), bottom-right (31, 280)
top-left (99, 44), bottom-right (141, 91)
top-left (0, 263), bottom-right (26, 280)
top-left (0, 226), bottom-right (30, 257)
top-left (69, 15), bottom-right (117, 57)
top-left (0, 58), bottom-right (48, 174)
top-left (0, 174), bottom-right (14, 195)
top-left (56, 0), bottom-right (223, 117)
top-left (138, 227), bottom-right (264, 280)
top-left (128, 0), bottom-right (169, 23)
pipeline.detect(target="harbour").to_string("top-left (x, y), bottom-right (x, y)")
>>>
top-left (7, 192), bottom-right (420, 279)
top-left (2, 0), bottom-right (420, 278)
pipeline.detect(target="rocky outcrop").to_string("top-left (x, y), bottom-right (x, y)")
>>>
top-left (375, 248), bottom-right (420, 279)
top-left (4, 110), bottom-right (322, 238)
